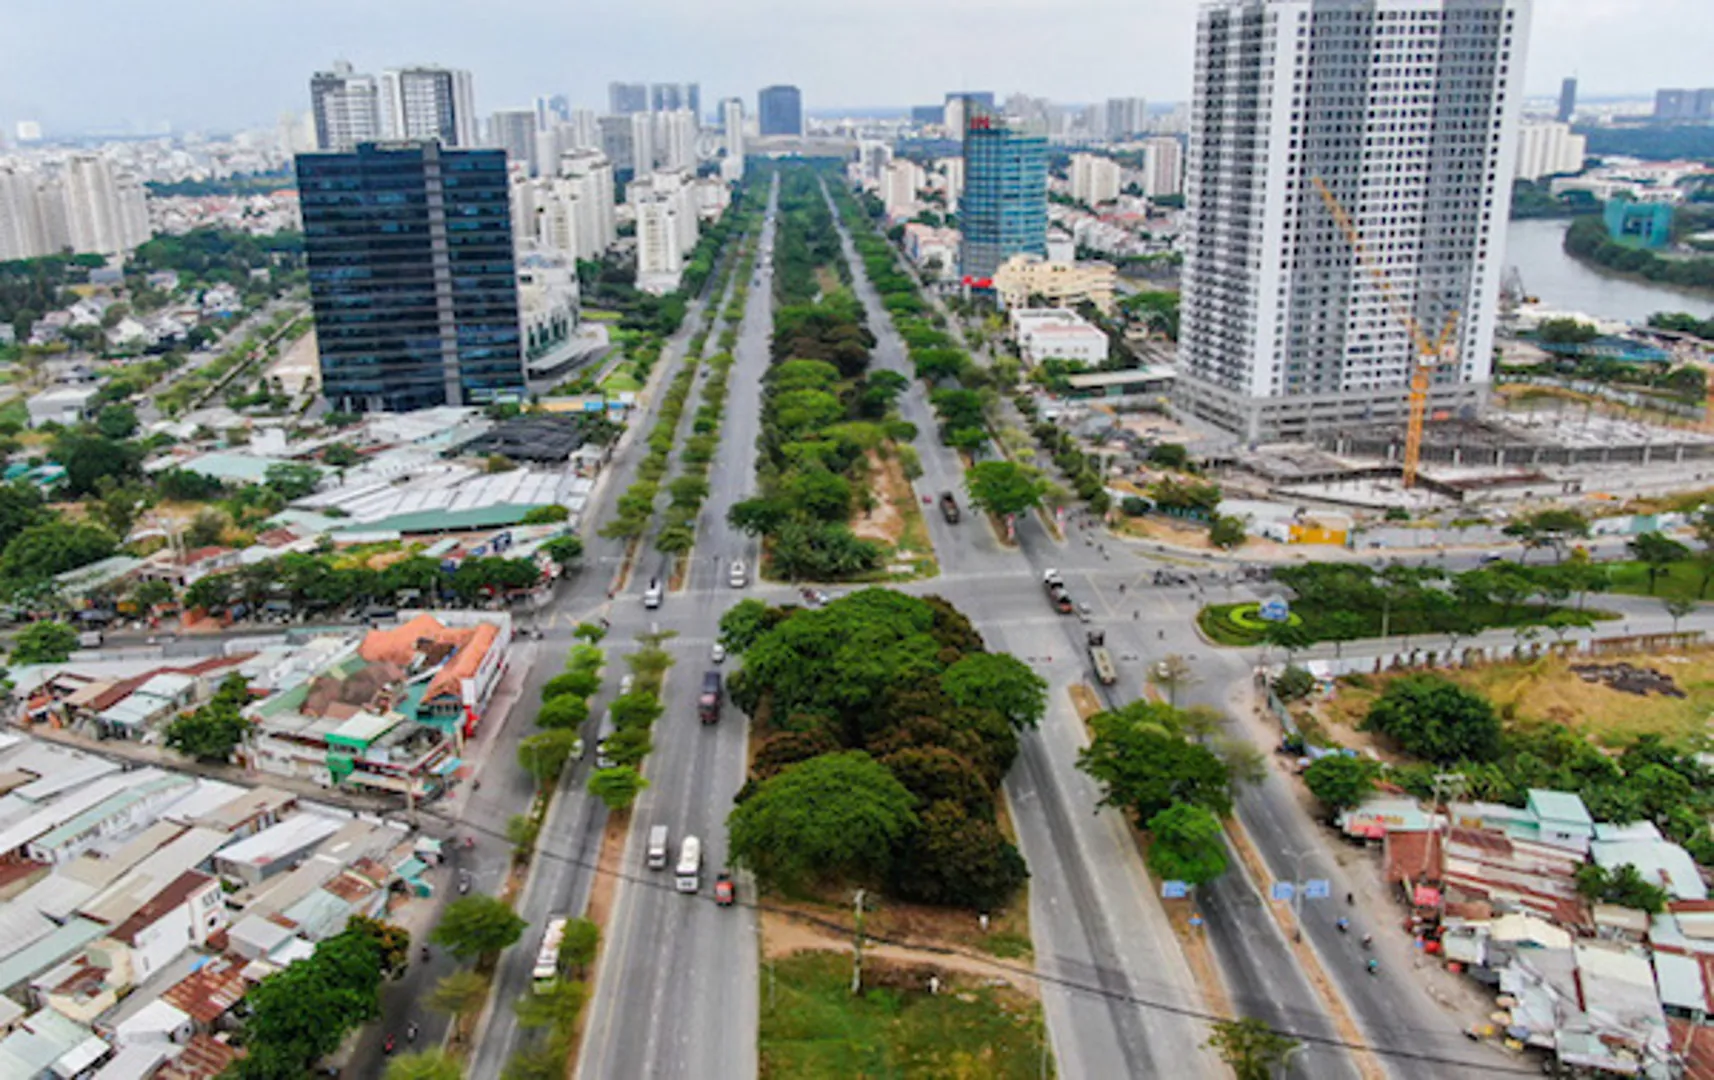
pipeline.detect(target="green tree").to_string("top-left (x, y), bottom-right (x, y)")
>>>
top-left (1208, 514), bottom-right (1248, 550)
top-left (938, 652), bottom-right (1047, 730)
top-left (1629, 531), bottom-right (1691, 595)
top-left (384, 1050), bottom-right (463, 1080)
top-left (1361, 675), bottom-right (1501, 764)
top-left (587, 765), bottom-right (649, 810)
top-left (514, 978), bottom-right (588, 1031)
top-left (1145, 803), bottom-right (1229, 887)
top-left (889, 799), bottom-right (1029, 910)
top-left (0, 483), bottom-right (48, 553)
top-left (1271, 666), bottom-right (1316, 702)
top-left (518, 729), bottom-right (581, 785)
top-left (95, 403), bottom-right (138, 439)
top-left (964, 459), bottom-right (1045, 519)
top-left (1537, 317), bottom-right (1599, 345)
top-left (1574, 862), bottom-right (1670, 914)
top-left (520, 503), bottom-right (571, 524)
top-left (718, 598), bottom-right (776, 653)
top-left (571, 621), bottom-right (606, 643)
top-left (10, 620), bottom-right (78, 664)
top-left (557, 918), bottom-right (600, 978)
top-left (1207, 1017), bottom-right (1301, 1080)
top-left (49, 431), bottom-right (144, 497)
top-left (1077, 702), bottom-right (1232, 824)
top-left (164, 678), bottom-right (252, 762)
top-left (323, 442), bottom-right (361, 468)
top-left (728, 751), bottom-right (919, 893)
top-left (542, 670), bottom-right (600, 701)
top-left (540, 535), bottom-right (583, 569)
top-left (263, 461), bottom-right (323, 500)
top-left (1302, 755), bottom-right (1383, 814)
top-left (536, 694), bottom-right (589, 730)
top-left (428, 969), bottom-right (491, 1031)
top-left (0, 520), bottom-right (117, 582)
top-left (430, 896), bottom-right (527, 961)
top-left (1147, 654), bottom-right (1198, 709)
top-left (1664, 596), bottom-right (1697, 634)
top-left (231, 921), bottom-right (392, 1078)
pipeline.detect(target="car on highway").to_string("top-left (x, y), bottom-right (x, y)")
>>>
top-left (643, 578), bottom-right (663, 608)
top-left (711, 642), bottom-right (726, 664)
top-left (1077, 601), bottom-right (1093, 623)
top-left (647, 825), bottom-right (670, 870)
top-left (714, 872), bottom-right (735, 907)
top-left (729, 560), bottom-right (748, 588)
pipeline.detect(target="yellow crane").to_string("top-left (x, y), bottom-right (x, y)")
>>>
top-left (1311, 177), bottom-right (1461, 489)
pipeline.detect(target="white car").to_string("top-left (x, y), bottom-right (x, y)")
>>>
top-left (711, 643), bottom-right (727, 664)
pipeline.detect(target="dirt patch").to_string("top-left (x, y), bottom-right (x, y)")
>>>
top-left (852, 450), bottom-right (905, 545)
top-left (760, 909), bottom-right (1038, 997)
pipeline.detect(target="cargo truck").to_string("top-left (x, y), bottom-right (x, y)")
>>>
top-left (1086, 630), bottom-right (1117, 686)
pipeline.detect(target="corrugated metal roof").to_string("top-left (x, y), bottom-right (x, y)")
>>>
top-left (0, 918), bottom-right (106, 993)
top-left (1654, 951), bottom-right (1706, 1012)
top-left (214, 814), bottom-right (341, 870)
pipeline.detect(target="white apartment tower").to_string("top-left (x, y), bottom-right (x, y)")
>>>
top-left (630, 113), bottom-right (657, 174)
top-left (1177, 0), bottom-right (1530, 444)
top-left (1514, 120), bottom-right (1586, 182)
top-left (655, 109), bottom-right (699, 172)
top-left (62, 156), bottom-right (149, 255)
top-left (1140, 137), bottom-right (1183, 197)
top-left (722, 98), bottom-right (746, 177)
top-left (1070, 153), bottom-right (1122, 206)
top-left (380, 66), bottom-right (478, 147)
top-left (490, 109), bottom-right (539, 175)
top-left (881, 160), bottom-right (925, 221)
top-left (1105, 97), bottom-right (1148, 141)
top-left (310, 62), bottom-right (383, 151)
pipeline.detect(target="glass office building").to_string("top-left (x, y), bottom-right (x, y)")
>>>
top-left (959, 114), bottom-right (1047, 282)
top-left (296, 141), bottom-right (525, 412)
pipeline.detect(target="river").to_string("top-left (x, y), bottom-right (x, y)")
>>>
top-left (1504, 218), bottom-right (1714, 324)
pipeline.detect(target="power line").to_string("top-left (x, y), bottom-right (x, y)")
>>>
top-left (419, 804), bottom-right (1537, 1076)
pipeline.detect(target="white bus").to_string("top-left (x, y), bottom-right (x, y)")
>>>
top-left (675, 836), bottom-right (702, 893)
top-left (533, 915), bottom-right (568, 989)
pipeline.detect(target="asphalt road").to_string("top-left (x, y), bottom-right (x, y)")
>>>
top-left (573, 176), bottom-right (775, 1080)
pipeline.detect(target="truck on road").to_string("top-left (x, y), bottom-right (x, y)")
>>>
top-left (939, 492), bottom-right (961, 524)
top-left (1043, 569), bottom-right (1073, 614)
top-left (698, 671), bottom-right (723, 724)
top-left (1086, 630), bottom-right (1117, 686)
top-left (533, 916), bottom-right (567, 989)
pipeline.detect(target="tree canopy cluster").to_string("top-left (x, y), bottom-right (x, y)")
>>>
top-left (164, 673), bottom-right (253, 762)
top-left (1566, 213), bottom-right (1714, 293)
top-left (185, 551), bottom-right (542, 616)
top-left (229, 915), bottom-right (407, 1079)
top-left (726, 588), bottom-right (1042, 909)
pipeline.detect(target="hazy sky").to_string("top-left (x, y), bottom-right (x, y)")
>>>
top-left (1, 0), bottom-right (1707, 136)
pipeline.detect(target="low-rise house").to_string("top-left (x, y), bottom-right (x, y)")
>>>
top-left (25, 385), bottom-right (101, 429)
top-left (103, 870), bottom-right (226, 984)
top-left (992, 253), bottom-right (1117, 314)
top-left (136, 546), bottom-right (242, 590)
top-left (212, 813), bottom-right (343, 889)
top-left (1008, 308), bottom-right (1110, 366)
top-left (0, 1007), bottom-right (110, 1078)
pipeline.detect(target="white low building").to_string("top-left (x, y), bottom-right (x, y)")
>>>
top-left (1009, 308), bottom-right (1111, 365)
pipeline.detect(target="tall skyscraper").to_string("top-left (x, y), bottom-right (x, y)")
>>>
top-left (489, 109), bottom-right (539, 174)
top-left (758, 86), bottom-right (803, 136)
top-left (1177, 0), bottom-right (1530, 443)
top-left (655, 109), bottom-right (698, 171)
top-left (959, 113), bottom-right (1047, 281)
top-left (535, 94), bottom-right (570, 130)
top-left (721, 98), bottom-right (746, 176)
top-left (630, 112), bottom-right (657, 173)
top-left (380, 66), bottom-right (478, 147)
top-left (1557, 77), bottom-right (1578, 124)
top-left (309, 61), bottom-right (382, 151)
top-left (598, 114), bottom-right (635, 172)
top-left (1104, 97), bottom-right (1148, 141)
top-left (609, 82), bottom-right (649, 115)
top-left (1139, 137), bottom-right (1182, 198)
top-left (1515, 121), bottom-right (1587, 181)
top-left (1070, 153), bottom-right (1121, 206)
top-left (296, 142), bottom-right (525, 413)
top-left (650, 83), bottom-right (701, 120)
top-left (62, 155), bottom-right (150, 255)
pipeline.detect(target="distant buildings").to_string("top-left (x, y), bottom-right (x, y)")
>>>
top-left (0, 154), bottom-right (149, 260)
top-left (1557, 77), bottom-right (1578, 124)
top-left (901, 222), bottom-right (959, 275)
top-left (959, 113), bottom-right (1047, 282)
top-left (1139, 137), bottom-right (1182, 198)
top-left (655, 109), bottom-right (698, 172)
top-left (1008, 308), bottom-right (1110, 365)
top-left (650, 82), bottom-right (701, 119)
top-left (609, 81), bottom-right (649, 115)
top-left (1177, 0), bottom-right (1528, 444)
top-left (1105, 97), bottom-right (1148, 141)
top-left (1654, 88), bottom-right (1714, 122)
top-left (511, 148), bottom-right (618, 263)
top-left (881, 159), bottom-right (924, 221)
top-left (1069, 153), bottom-right (1121, 206)
top-left (309, 61), bottom-right (476, 148)
top-left (758, 85), bottom-right (804, 136)
top-left (721, 98), bottom-right (746, 180)
top-left (1516, 121), bottom-right (1587, 182)
top-left (309, 61), bottom-right (382, 152)
top-left (380, 65), bottom-right (478, 146)
top-left (489, 108), bottom-right (538, 175)
top-left (296, 142), bottom-right (525, 413)
top-left (631, 169), bottom-right (706, 295)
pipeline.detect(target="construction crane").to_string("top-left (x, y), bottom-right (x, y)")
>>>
top-left (1311, 177), bottom-right (1461, 489)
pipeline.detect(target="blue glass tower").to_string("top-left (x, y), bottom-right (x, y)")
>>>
top-left (296, 141), bottom-right (525, 413)
top-left (959, 114), bottom-right (1047, 282)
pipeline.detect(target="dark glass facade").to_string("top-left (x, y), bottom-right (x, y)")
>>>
top-left (757, 86), bottom-right (802, 136)
top-left (296, 142), bottom-right (525, 413)
top-left (959, 115), bottom-right (1047, 281)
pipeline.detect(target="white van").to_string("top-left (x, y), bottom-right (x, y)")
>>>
top-left (594, 710), bottom-right (617, 769)
top-left (647, 825), bottom-right (670, 870)
top-left (675, 836), bottom-right (702, 893)
top-left (728, 560), bottom-right (747, 588)
top-left (643, 578), bottom-right (663, 608)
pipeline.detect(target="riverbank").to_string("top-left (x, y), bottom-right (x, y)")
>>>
top-left (1506, 218), bottom-right (1714, 322)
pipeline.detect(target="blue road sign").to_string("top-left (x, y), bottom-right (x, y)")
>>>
top-left (1161, 880), bottom-right (1189, 899)
top-left (1303, 879), bottom-right (1332, 900)
top-left (1271, 882), bottom-right (1296, 902)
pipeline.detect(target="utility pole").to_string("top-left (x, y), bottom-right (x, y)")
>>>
top-left (851, 888), bottom-right (866, 994)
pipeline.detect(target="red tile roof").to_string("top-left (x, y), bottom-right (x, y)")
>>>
top-left (162, 957), bottom-right (250, 1025)
top-left (1384, 830), bottom-right (1442, 885)
top-left (154, 1034), bottom-right (240, 1079)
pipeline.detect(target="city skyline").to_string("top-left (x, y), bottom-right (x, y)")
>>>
top-left (0, 0), bottom-right (1703, 136)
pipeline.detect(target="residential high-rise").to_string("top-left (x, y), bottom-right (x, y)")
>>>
top-left (309, 61), bottom-right (383, 151)
top-left (630, 112), bottom-right (657, 173)
top-left (1140, 137), bottom-right (1182, 198)
top-left (1069, 153), bottom-right (1121, 206)
top-left (609, 82), bottom-right (649, 115)
top-left (489, 109), bottom-right (539, 175)
top-left (655, 109), bottom-right (698, 171)
top-left (650, 83), bottom-right (701, 120)
top-left (296, 142), bottom-right (525, 413)
top-left (61, 156), bottom-right (150, 255)
top-left (881, 160), bottom-right (925, 221)
top-left (1515, 121), bottom-right (1587, 181)
top-left (959, 113), bottom-right (1047, 281)
top-left (1655, 88), bottom-right (1714, 122)
top-left (721, 98), bottom-right (746, 178)
top-left (1557, 78), bottom-right (1578, 124)
top-left (569, 109), bottom-right (599, 152)
top-left (1177, 0), bottom-right (1530, 443)
top-left (380, 66), bottom-right (477, 147)
top-left (511, 150), bottom-right (617, 264)
top-left (598, 114), bottom-right (635, 172)
top-left (1104, 97), bottom-right (1148, 141)
top-left (758, 86), bottom-right (803, 136)
top-left (535, 94), bottom-right (570, 130)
